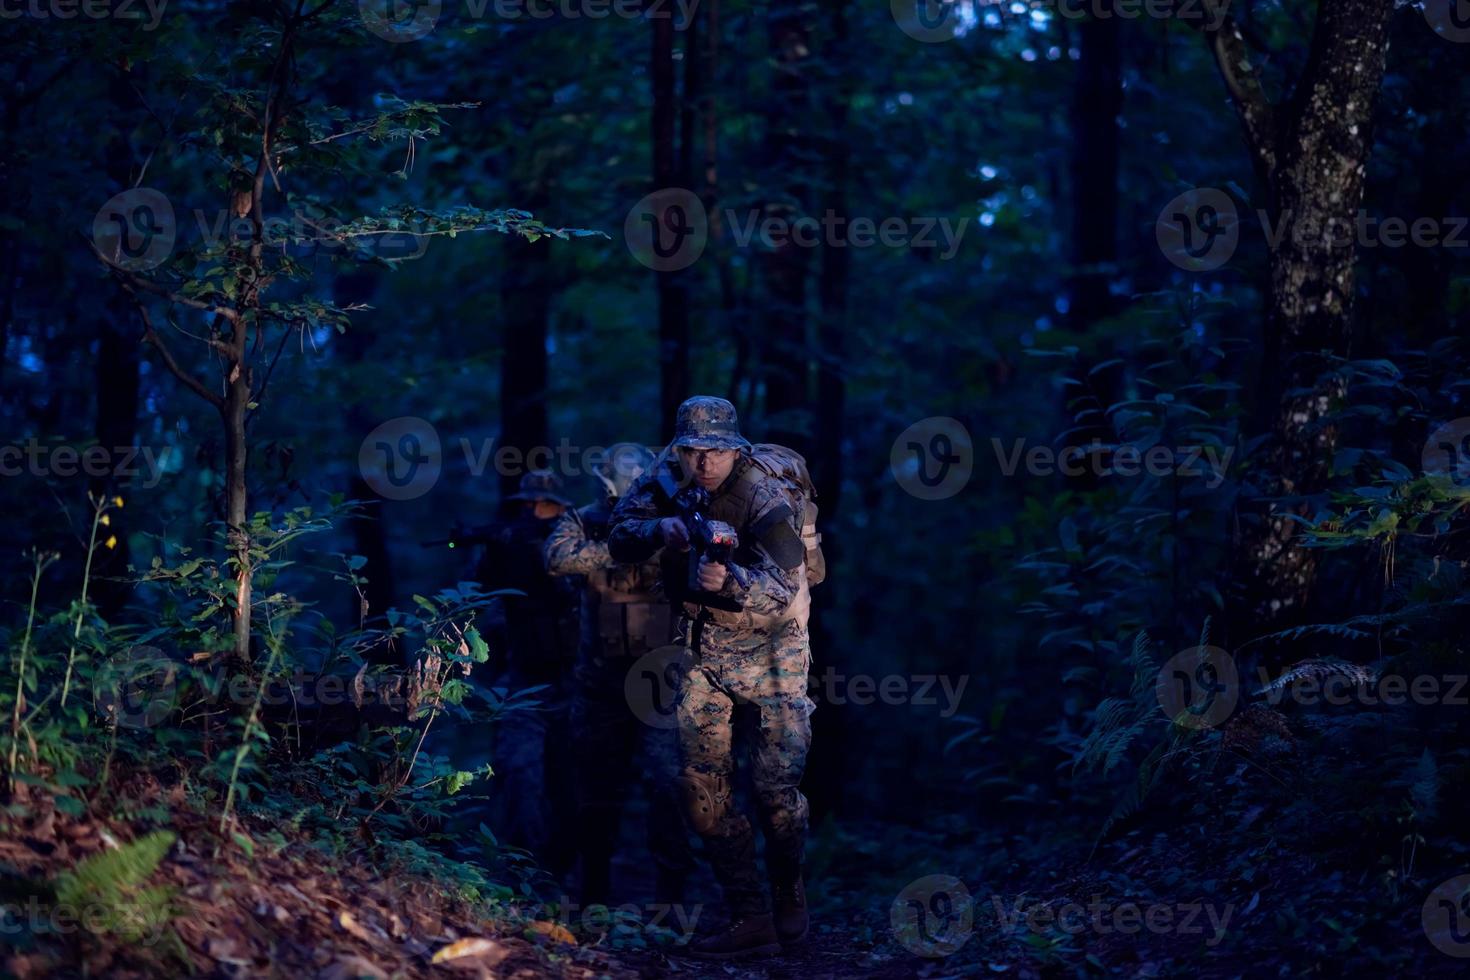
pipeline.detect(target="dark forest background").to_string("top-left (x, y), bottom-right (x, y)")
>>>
top-left (3, 1), bottom-right (1470, 976)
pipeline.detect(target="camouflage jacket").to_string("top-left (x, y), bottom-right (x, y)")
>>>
top-left (608, 454), bottom-right (805, 630)
top-left (545, 503), bottom-right (672, 654)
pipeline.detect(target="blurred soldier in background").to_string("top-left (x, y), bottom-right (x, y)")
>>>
top-left (544, 443), bottom-right (695, 906)
top-left (475, 468), bottom-right (581, 878)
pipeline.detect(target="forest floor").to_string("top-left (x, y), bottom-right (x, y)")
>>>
top-left (5, 720), bottom-right (1468, 978)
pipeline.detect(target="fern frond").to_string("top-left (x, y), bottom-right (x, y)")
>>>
top-left (1252, 659), bottom-right (1379, 698)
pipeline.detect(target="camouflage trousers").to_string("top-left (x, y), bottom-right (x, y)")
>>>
top-left (570, 645), bottom-right (695, 903)
top-left (676, 616), bottom-right (814, 916)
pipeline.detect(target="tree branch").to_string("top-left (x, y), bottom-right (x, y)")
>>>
top-left (1197, 3), bottom-right (1278, 179)
top-left (125, 287), bottom-right (225, 410)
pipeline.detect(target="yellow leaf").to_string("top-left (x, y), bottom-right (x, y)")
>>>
top-left (430, 937), bottom-right (507, 964)
top-left (528, 921), bottom-right (577, 945)
top-left (113, 496), bottom-right (124, 508)
top-left (99, 514), bottom-right (111, 526)
top-left (104, 535), bottom-right (118, 550)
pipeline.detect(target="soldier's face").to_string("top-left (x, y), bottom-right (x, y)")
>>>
top-left (531, 500), bottom-right (565, 520)
top-left (679, 447), bottom-right (736, 490)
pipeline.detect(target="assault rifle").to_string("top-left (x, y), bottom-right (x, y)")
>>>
top-left (653, 474), bottom-right (739, 606)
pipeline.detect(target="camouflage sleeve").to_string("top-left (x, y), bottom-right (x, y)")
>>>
top-left (718, 479), bottom-right (802, 616)
top-left (608, 473), bottom-right (666, 564)
top-left (544, 509), bottom-right (611, 576)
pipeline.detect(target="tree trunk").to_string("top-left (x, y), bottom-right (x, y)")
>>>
top-left (91, 293), bottom-right (140, 622)
top-left (1204, 0), bottom-right (1397, 640)
top-left (223, 356), bottom-right (253, 664)
top-left (499, 220), bottom-right (552, 507)
top-left (1068, 1), bottom-right (1121, 328)
top-left (335, 268), bottom-right (398, 639)
top-left (652, 3), bottom-right (690, 435)
top-left (90, 62), bottom-right (143, 622)
top-left (804, 0), bottom-right (850, 824)
top-left (759, 0), bottom-right (813, 453)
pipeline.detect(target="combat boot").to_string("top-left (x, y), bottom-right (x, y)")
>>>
top-left (686, 913), bottom-right (782, 960)
top-left (772, 874), bottom-right (808, 945)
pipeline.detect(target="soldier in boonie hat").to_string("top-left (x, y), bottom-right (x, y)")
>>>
top-left (508, 468), bottom-right (573, 507)
top-left (671, 396), bottom-right (753, 452)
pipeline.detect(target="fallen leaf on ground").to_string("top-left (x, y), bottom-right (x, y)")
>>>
top-left (527, 921), bottom-right (577, 945)
top-left (430, 937), bottom-right (510, 964)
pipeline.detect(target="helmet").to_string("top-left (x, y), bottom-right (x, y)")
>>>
top-left (595, 442), bottom-right (655, 501)
top-left (670, 396), bottom-right (752, 451)
top-left (508, 468), bottom-right (572, 506)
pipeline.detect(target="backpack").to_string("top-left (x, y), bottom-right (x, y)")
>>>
top-left (740, 444), bottom-right (826, 588)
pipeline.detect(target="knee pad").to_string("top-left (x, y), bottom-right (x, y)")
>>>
top-left (677, 770), bottom-right (731, 836)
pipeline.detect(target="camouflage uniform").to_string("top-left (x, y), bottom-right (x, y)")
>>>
top-left (475, 471), bottom-right (581, 876)
top-left (608, 401), bottom-right (815, 921)
top-left (544, 467), bottom-right (695, 904)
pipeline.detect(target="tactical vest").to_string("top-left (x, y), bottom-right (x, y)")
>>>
top-left (660, 452), bottom-right (822, 631)
top-left (580, 505), bottom-right (673, 655)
